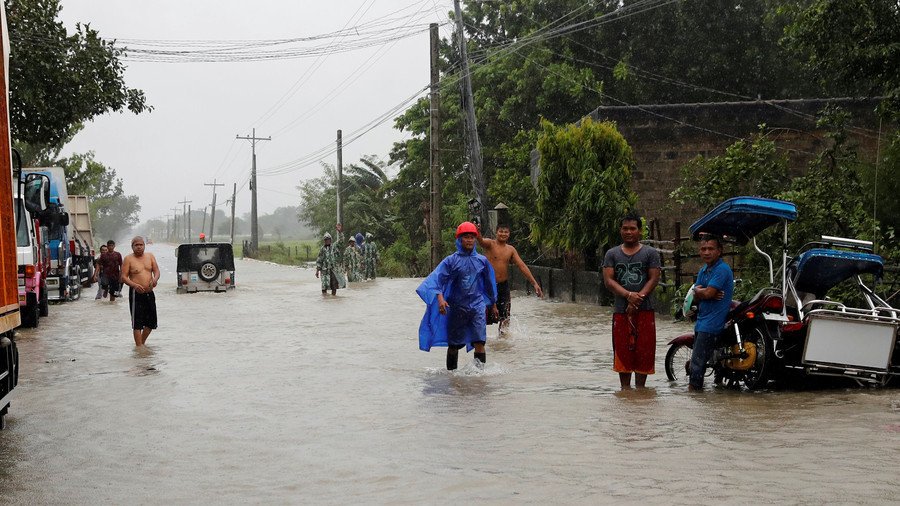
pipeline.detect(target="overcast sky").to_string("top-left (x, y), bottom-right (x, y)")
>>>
top-left (56, 0), bottom-right (457, 223)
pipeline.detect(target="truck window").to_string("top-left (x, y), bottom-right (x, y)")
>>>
top-left (14, 198), bottom-right (30, 247)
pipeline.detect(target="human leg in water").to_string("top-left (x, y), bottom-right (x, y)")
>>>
top-left (474, 342), bottom-right (486, 368)
top-left (446, 345), bottom-right (462, 370)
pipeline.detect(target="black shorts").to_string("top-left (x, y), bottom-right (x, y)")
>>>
top-left (129, 289), bottom-right (158, 330)
top-left (487, 281), bottom-right (511, 324)
top-left (101, 276), bottom-right (120, 292)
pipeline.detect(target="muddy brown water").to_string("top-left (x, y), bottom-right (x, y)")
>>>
top-left (1, 244), bottom-right (898, 504)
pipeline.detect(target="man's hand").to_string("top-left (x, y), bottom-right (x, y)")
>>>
top-left (336, 223), bottom-right (343, 233)
top-left (533, 282), bottom-right (544, 298)
top-left (315, 269), bottom-right (320, 279)
top-left (490, 304), bottom-right (499, 320)
top-left (437, 294), bottom-right (449, 315)
top-left (626, 291), bottom-right (644, 307)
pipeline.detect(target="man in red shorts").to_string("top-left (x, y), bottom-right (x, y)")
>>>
top-left (602, 212), bottom-right (661, 389)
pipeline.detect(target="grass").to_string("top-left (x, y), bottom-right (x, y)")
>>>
top-left (235, 239), bottom-right (320, 266)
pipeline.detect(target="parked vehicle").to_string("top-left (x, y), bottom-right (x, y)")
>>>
top-left (665, 197), bottom-right (797, 390)
top-left (176, 243), bottom-right (236, 293)
top-left (22, 167), bottom-right (81, 301)
top-left (778, 236), bottom-right (899, 385)
top-left (1, 1), bottom-right (22, 430)
top-left (67, 195), bottom-right (95, 287)
top-left (14, 178), bottom-right (50, 327)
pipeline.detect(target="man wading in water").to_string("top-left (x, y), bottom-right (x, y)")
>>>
top-left (477, 223), bottom-right (543, 334)
top-left (121, 236), bottom-right (160, 347)
top-left (602, 213), bottom-right (661, 389)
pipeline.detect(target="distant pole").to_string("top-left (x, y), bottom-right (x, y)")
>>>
top-left (165, 214), bottom-right (171, 242)
top-left (336, 129), bottom-right (343, 225)
top-left (178, 197), bottom-right (192, 241)
top-left (237, 128), bottom-right (272, 253)
top-left (453, 0), bottom-right (488, 235)
top-left (205, 178), bottom-right (226, 241)
top-left (170, 207), bottom-right (180, 243)
top-left (230, 183), bottom-right (237, 245)
top-left (201, 205), bottom-right (208, 235)
top-left (429, 22), bottom-right (442, 269)
top-left (187, 205), bottom-right (192, 240)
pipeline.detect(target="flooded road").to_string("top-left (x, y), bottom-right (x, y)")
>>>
top-left (1, 243), bottom-right (898, 503)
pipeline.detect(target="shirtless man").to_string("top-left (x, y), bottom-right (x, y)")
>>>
top-left (477, 224), bottom-right (543, 333)
top-left (121, 236), bottom-right (160, 346)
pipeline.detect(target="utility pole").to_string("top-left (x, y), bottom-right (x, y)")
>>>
top-left (165, 214), bottom-right (171, 242)
top-left (453, 0), bottom-right (488, 235)
top-left (201, 205), bottom-right (208, 236)
top-left (187, 205), bottom-right (192, 240)
top-left (236, 128), bottom-right (272, 253)
top-left (170, 207), bottom-right (180, 243)
top-left (429, 22), bottom-right (442, 269)
top-left (204, 178), bottom-right (225, 241)
top-left (178, 197), bottom-right (192, 241)
top-left (229, 183), bottom-right (237, 245)
top-left (336, 129), bottom-right (343, 225)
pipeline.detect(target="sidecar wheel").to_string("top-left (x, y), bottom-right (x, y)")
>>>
top-left (742, 326), bottom-right (773, 391)
top-left (665, 343), bottom-right (692, 383)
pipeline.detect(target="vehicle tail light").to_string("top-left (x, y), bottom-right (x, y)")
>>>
top-left (763, 296), bottom-right (784, 312)
top-left (181, 278), bottom-right (188, 285)
top-left (782, 321), bottom-right (805, 332)
top-left (70, 240), bottom-right (76, 254)
top-left (25, 264), bottom-right (35, 277)
top-left (225, 277), bottom-right (231, 284)
top-left (744, 311), bottom-right (755, 319)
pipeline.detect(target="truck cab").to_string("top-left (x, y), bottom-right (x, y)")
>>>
top-left (14, 192), bottom-right (49, 327)
top-left (24, 168), bottom-right (82, 302)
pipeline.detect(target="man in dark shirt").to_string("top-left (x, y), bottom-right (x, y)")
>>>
top-left (99, 239), bottom-right (123, 302)
top-left (602, 213), bottom-right (661, 389)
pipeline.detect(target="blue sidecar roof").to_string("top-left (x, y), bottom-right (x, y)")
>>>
top-left (690, 197), bottom-right (797, 245)
top-left (792, 248), bottom-right (884, 295)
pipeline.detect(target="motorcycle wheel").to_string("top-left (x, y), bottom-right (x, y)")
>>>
top-left (742, 326), bottom-right (773, 391)
top-left (664, 343), bottom-right (692, 382)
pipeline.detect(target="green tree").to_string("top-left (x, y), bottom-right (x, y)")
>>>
top-left (532, 117), bottom-right (637, 268)
top-left (6, 0), bottom-right (150, 148)
top-left (669, 129), bottom-right (791, 210)
top-left (59, 151), bottom-right (141, 241)
top-left (785, 0), bottom-right (900, 119)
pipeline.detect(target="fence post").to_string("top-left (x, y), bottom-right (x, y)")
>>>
top-left (673, 221), bottom-right (682, 288)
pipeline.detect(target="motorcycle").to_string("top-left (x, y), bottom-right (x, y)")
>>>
top-left (663, 196), bottom-right (798, 390)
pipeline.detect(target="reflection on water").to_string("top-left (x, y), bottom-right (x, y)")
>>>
top-left (0, 244), bottom-right (898, 503)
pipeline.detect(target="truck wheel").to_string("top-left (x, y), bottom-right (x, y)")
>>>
top-left (82, 264), bottom-right (94, 288)
top-left (39, 287), bottom-right (49, 317)
top-left (21, 299), bottom-right (38, 328)
top-left (68, 267), bottom-right (82, 301)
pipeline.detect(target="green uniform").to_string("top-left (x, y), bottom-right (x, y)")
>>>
top-left (316, 244), bottom-right (346, 292)
top-left (344, 245), bottom-right (362, 282)
top-left (364, 240), bottom-right (379, 280)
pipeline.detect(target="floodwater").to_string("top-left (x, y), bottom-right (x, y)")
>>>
top-left (1, 244), bottom-right (898, 504)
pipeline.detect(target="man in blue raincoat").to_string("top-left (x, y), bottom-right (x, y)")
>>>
top-left (417, 222), bottom-right (499, 370)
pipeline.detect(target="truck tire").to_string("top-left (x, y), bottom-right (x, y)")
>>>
top-left (68, 266), bottom-right (81, 301)
top-left (21, 296), bottom-right (39, 328)
top-left (39, 286), bottom-right (49, 317)
top-left (82, 263), bottom-right (94, 288)
top-left (198, 262), bottom-right (219, 282)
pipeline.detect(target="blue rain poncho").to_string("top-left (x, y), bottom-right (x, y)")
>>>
top-left (416, 239), bottom-right (497, 351)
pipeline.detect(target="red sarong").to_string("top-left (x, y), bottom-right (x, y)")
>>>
top-left (612, 310), bottom-right (656, 375)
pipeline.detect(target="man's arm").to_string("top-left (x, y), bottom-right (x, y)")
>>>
top-left (151, 254), bottom-right (160, 288)
top-left (510, 247), bottom-right (543, 298)
top-left (603, 267), bottom-right (644, 308)
top-left (640, 268), bottom-right (661, 299)
top-left (476, 235), bottom-right (494, 250)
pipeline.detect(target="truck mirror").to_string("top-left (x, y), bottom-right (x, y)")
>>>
top-left (61, 213), bottom-right (70, 227)
top-left (23, 173), bottom-right (50, 213)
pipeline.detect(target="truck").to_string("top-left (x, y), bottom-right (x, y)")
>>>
top-left (1, 2), bottom-right (21, 429)
top-left (14, 182), bottom-right (50, 327)
top-left (67, 194), bottom-right (96, 286)
top-left (22, 167), bottom-right (82, 301)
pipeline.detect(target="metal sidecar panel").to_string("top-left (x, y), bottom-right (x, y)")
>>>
top-left (802, 314), bottom-right (897, 374)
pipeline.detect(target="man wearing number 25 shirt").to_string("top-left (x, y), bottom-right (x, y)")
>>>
top-left (602, 213), bottom-right (661, 389)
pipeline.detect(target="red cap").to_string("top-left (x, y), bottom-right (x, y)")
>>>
top-left (455, 221), bottom-right (479, 238)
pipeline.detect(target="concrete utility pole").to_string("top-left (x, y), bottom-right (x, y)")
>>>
top-left (236, 128), bottom-right (272, 253)
top-left (187, 205), bottom-right (192, 240)
top-left (229, 183), bottom-right (237, 245)
top-left (178, 197), bottom-right (192, 241)
top-left (453, 0), bottom-right (488, 235)
top-left (201, 205), bottom-right (208, 236)
top-left (204, 179), bottom-right (225, 241)
top-left (336, 129), bottom-right (343, 225)
top-left (170, 207), bottom-right (180, 242)
top-left (165, 214), bottom-right (171, 242)
top-left (429, 22), bottom-right (442, 269)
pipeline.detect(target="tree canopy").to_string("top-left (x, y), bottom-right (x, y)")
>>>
top-left (6, 0), bottom-right (150, 148)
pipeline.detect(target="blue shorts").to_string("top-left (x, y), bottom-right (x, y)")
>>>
top-left (446, 305), bottom-right (487, 348)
